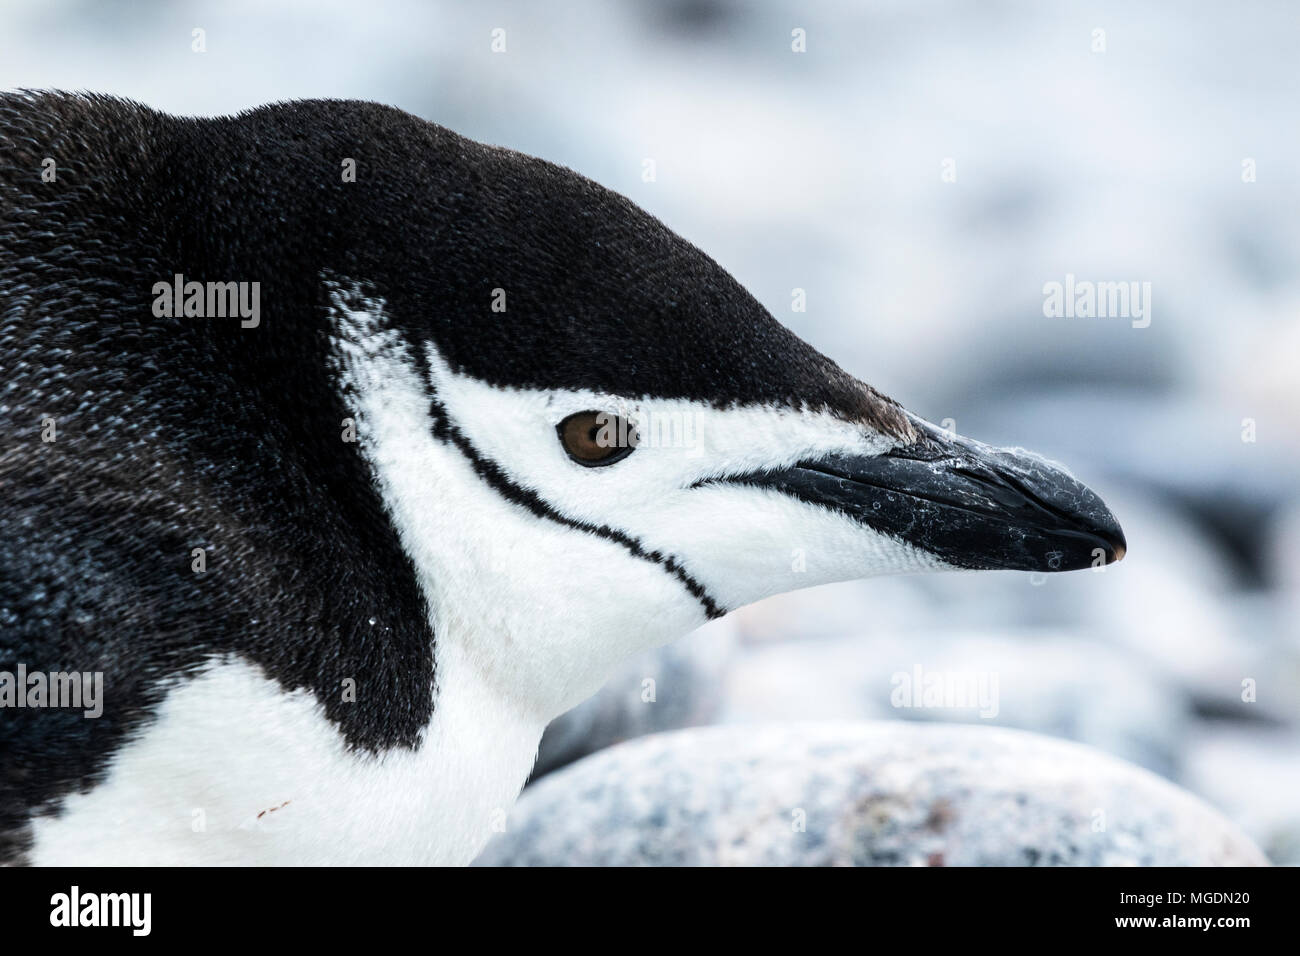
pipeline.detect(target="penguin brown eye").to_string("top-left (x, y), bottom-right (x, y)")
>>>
top-left (557, 411), bottom-right (637, 466)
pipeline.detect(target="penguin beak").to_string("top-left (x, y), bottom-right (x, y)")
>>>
top-left (718, 419), bottom-right (1126, 573)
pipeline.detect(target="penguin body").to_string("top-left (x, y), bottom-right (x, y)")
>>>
top-left (0, 93), bottom-right (1124, 865)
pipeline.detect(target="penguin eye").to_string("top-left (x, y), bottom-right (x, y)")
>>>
top-left (557, 411), bottom-right (637, 467)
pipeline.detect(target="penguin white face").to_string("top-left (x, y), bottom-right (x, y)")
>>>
top-left (420, 346), bottom-right (942, 612)
top-left (331, 281), bottom-right (1124, 715)
top-left (311, 102), bottom-right (1124, 718)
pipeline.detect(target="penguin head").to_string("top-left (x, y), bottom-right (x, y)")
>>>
top-left (10, 94), bottom-right (1121, 715)
top-left (303, 100), bottom-right (1125, 708)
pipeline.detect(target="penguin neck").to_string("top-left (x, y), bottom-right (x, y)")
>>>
top-left (414, 635), bottom-right (549, 863)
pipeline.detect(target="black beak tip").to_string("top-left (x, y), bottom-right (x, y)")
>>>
top-left (1094, 513), bottom-right (1127, 565)
top-left (1105, 524), bottom-right (1127, 564)
top-left (1040, 497), bottom-right (1126, 572)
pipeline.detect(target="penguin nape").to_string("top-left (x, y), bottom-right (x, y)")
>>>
top-left (0, 91), bottom-right (1126, 866)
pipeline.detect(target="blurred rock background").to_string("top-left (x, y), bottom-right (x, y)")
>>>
top-left (5, 0), bottom-right (1295, 863)
top-left (485, 723), bottom-right (1270, 866)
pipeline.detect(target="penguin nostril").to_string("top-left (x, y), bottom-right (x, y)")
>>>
top-left (557, 410), bottom-right (638, 467)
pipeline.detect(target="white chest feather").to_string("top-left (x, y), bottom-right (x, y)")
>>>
top-left (29, 651), bottom-right (543, 866)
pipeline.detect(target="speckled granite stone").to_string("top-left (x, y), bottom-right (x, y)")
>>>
top-left (476, 722), bottom-right (1268, 866)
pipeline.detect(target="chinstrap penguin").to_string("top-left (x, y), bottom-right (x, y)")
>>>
top-left (0, 92), bottom-right (1125, 865)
